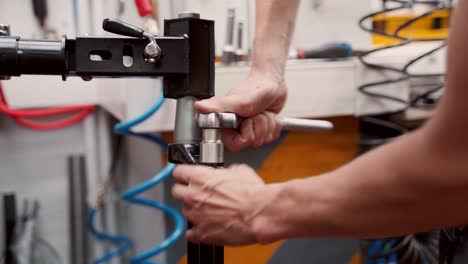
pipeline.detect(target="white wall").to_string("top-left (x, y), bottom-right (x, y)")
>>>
top-left (178, 0), bottom-right (373, 55)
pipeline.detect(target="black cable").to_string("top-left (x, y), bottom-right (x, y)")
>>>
top-left (388, 0), bottom-right (443, 4)
top-left (403, 42), bottom-right (447, 78)
top-left (361, 233), bottom-right (440, 262)
top-left (357, 1), bottom-right (450, 149)
top-left (357, 4), bottom-right (414, 110)
top-left (360, 236), bottom-right (413, 259)
top-left (394, 3), bottom-right (445, 37)
top-left (362, 116), bottom-right (408, 134)
top-left (358, 4), bottom-right (412, 74)
top-left (403, 42), bottom-right (447, 107)
top-left (358, 4), bottom-right (452, 262)
top-left (410, 83), bottom-right (444, 106)
top-left (357, 2), bottom-right (449, 112)
top-left (359, 116), bottom-right (407, 147)
top-left (358, 78), bottom-right (410, 106)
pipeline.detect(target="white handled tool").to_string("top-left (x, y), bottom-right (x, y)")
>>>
top-left (197, 113), bottom-right (334, 132)
top-left (279, 117), bottom-right (333, 132)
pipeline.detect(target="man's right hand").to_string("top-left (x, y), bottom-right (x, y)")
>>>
top-left (195, 70), bottom-right (287, 152)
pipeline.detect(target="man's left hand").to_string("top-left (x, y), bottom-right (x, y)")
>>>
top-left (171, 164), bottom-right (275, 246)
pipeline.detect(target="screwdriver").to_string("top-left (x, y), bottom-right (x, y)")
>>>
top-left (289, 42), bottom-right (353, 60)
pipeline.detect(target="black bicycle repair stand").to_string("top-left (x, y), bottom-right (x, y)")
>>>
top-left (0, 12), bottom-right (222, 264)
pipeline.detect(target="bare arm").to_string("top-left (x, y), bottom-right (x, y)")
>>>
top-left (251, 0), bottom-right (300, 80)
top-left (194, 0), bottom-right (300, 151)
top-left (255, 1), bottom-right (468, 242)
top-left (172, 1), bottom-right (468, 246)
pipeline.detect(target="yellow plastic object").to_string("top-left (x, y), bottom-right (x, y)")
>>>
top-left (372, 9), bottom-right (451, 45)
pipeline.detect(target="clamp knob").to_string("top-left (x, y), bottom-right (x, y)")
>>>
top-left (0, 24), bottom-right (11, 80)
top-left (196, 113), bottom-right (234, 164)
top-left (102, 18), bottom-right (161, 62)
top-left (195, 112), bottom-right (333, 164)
top-left (0, 24), bottom-right (11, 36)
top-left (196, 113), bottom-right (240, 129)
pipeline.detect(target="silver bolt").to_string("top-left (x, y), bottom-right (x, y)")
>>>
top-left (0, 24), bottom-right (10, 36)
top-left (196, 113), bottom-right (240, 129)
top-left (144, 42), bottom-right (161, 63)
top-left (178, 12), bottom-right (200, 19)
top-left (82, 76), bottom-right (93, 81)
top-left (0, 24), bottom-right (11, 79)
top-left (200, 129), bottom-right (224, 164)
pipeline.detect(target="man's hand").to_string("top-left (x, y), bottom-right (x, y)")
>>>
top-left (171, 164), bottom-right (279, 246)
top-left (195, 70), bottom-right (286, 152)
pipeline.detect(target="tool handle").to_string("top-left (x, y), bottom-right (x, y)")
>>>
top-left (196, 113), bottom-right (334, 132)
top-left (279, 117), bottom-right (333, 131)
top-left (102, 18), bottom-right (144, 38)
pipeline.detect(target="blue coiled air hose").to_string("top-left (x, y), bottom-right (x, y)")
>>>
top-left (88, 208), bottom-right (134, 264)
top-left (89, 91), bottom-right (185, 264)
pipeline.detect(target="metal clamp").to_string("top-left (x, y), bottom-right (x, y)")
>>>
top-left (196, 113), bottom-right (334, 131)
top-left (196, 113), bottom-right (238, 164)
top-left (196, 112), bottom-right (240, 129)
top-left (195, 113), bottom-right (334, 163)
top-left (102, 18), bottom-right (161, 63)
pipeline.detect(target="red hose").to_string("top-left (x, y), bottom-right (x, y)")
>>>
top-left (13, 109), bottom-right (95, 130)
top-left (0, 82), bottom-right (95, 130)
top-left (135, 0), bottom-right (153, 17)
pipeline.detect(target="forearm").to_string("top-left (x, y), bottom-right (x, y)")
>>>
top-left (252, 1), bottom-right (468, 243)
top-left (252, 0), bottom-right (300, 79)
top-left (255, 127), bottom-right (468, 242)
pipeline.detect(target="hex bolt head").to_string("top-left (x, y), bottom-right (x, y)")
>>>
top-left (144, 43), bottom-right (162, 63)
top-left (0, 24), bottom-right (11, 36)
top-left (178, 12), bottom-right (200, 19)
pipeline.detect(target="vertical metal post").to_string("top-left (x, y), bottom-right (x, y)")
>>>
top-left (3, 193), bottom-right (16, 264)
top-left (165, 12), bottom-right (221, 264)
top-left (68, 155), bottom-right (89, 264)
top-left (199, 129), bottom-right (224, 264)
top-left (173, 96), bottom-right (204, 264)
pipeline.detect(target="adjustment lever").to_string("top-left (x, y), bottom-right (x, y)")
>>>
top-left (102, 18), bottom-right (145, 38)
top-left (102, 18), bottom-right (161, 62)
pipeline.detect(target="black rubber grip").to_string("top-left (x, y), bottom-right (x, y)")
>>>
top-left (102, 18), bottom-right (145, 38)
top-left (32, 0), bottom-right (48, 20)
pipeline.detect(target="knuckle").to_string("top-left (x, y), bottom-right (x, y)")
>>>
top-left (226, 143), bottom-right (241, 153)
top-left (184, 193), bottom-right (198, 205)
top-left (232, 163), bottom-right (244, 170)
top-left (195, 225), bottom-right (206, 237)
top-left (239, 164), bottom-right (255, 174)
top-left (186, 210), bottom-right (197, 223)
top-left (241, 122), bottom-right (255, 142)
top-left (236, 100), bottom-right (254, 116)
top-left (199, 234), bottom-right (209, 243)
top-left (238, 164), bottom-right (249, 170)
top-left (171, 186), bottom-right (178, 198)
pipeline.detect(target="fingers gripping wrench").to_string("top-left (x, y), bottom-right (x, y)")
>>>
top-left (196, 113), bottom-right (334, 165)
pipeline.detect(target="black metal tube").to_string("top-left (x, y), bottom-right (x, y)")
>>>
top-left (3, 193), bottom-right (17, 264)
top-left (68, 155), bottom-right (89, 264)
top-left (0, 36), bottom-right (66, 77)
top-left (198, 162), bottom-right (224, 264)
